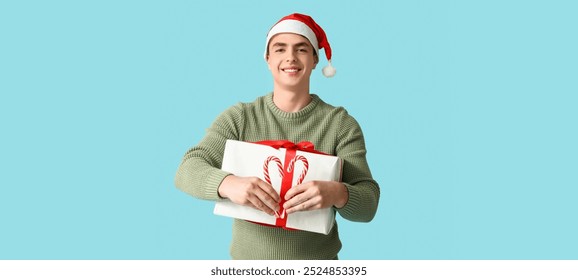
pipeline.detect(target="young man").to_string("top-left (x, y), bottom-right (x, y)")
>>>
top-left (175, 13), bottom-right (379, 260)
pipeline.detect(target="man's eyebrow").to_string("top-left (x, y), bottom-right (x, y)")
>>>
top-left (294, 42), bottom-right (311, 48)
top-left (270, 42), bottom-right (312, 48)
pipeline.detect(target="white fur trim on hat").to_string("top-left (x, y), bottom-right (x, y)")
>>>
top-left (264, 19), bottom-right (319, 60)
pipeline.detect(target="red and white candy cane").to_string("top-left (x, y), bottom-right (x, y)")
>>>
top-left (288, 155), bottom-right (309, 185)
top-left (263, 156), bottom-right (283, 218)
top-left (263, 155), bottom-right (309, 220)
top-left (263, 156), bottom-right (283, 185)
top-left (275, 155), bottom-right (309, 219)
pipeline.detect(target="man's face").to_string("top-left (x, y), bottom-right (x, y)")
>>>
top-left (266, 33), bottom-right (318, 91)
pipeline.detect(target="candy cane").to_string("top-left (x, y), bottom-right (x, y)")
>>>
top-left (263, 156), bottom-right (283, 184)
top-left (274, 155), bottom-right (309, 219)
top-left (264, 155), bottom-right (309, 220)
top-left (263, 156), bottom-right (283, 218)
top-left (288, 155), bottom-right (309, 185)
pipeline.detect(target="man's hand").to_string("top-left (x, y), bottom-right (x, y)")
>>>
top-left (283, 181), bottom-right (349, 214)
top-left (218, 175), bottom-right (280, 216)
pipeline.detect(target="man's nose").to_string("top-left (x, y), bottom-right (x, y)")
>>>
top-left (285, 52), bottom-right (296, 62)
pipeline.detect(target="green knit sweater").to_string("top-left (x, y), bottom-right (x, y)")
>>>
top-left (175, 93), bottom-right (380, 259)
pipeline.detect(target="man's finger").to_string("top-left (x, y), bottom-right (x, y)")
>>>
top-left (254, 179), bottom-right (280, 202)
top-left (283, 192), bottom-right (308, 210)
top-left (253, 187), bottom-right (280, 213)
top-left (246, 194), bottom-right (276, 216)
top-left (284, 183), bottom-right (306, 201)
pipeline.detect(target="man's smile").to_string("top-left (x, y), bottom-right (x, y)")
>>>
top-left (281, 67), bottom-right (301, 73)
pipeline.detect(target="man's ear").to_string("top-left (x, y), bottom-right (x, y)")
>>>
top-left (313, 55), bottom-right (319, 69)
top-left (265, 55), bottom-right (271, 70)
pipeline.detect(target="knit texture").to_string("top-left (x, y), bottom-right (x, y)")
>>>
top-left (175, 93), bottom-right (380, 259)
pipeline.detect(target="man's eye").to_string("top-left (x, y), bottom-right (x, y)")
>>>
top-left (275, 49), bottom-right (284, 53)
top-left (298, 48), bottom-right (308, 52)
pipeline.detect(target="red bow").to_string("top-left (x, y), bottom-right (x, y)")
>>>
top-left (255, 140), bottom-right (327, 155)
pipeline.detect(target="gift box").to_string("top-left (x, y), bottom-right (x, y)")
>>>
top-left (213, 140), bottom-right (343, 235)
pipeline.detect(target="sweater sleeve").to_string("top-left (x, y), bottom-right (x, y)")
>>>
top-left (334, 113), bottom-right (380, 222)
top-left (174, 104), bottom-right (244, 200)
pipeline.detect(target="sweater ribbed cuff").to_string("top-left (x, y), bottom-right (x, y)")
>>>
top-left (205, 169), bottom-right (231, 200)
top-left (338, 183), bottom-right (362, 218)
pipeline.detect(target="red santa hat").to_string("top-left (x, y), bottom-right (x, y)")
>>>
top-left (264, 13), bottom-right (336, 78)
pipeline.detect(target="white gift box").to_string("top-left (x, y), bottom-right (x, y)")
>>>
top-left (213, 140), bottom-right (343, 235)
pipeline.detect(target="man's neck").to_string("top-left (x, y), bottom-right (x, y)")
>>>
top-left (272, 88), bottom-right (312, 113)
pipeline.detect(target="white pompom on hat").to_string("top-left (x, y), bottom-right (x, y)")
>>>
top-left (264, 13), bottom-right (336, 78)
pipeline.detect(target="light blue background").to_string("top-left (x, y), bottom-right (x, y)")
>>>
top-left (1, 0), bottom-right (576, 260)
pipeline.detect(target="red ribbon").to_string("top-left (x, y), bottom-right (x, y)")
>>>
top-left (255, 140), bottom-right (328, 155)
top-left (253, 140), bottom-right (325, 230)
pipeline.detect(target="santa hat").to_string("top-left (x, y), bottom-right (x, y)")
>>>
top-left (264, 13), bottom-right (336, 78)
